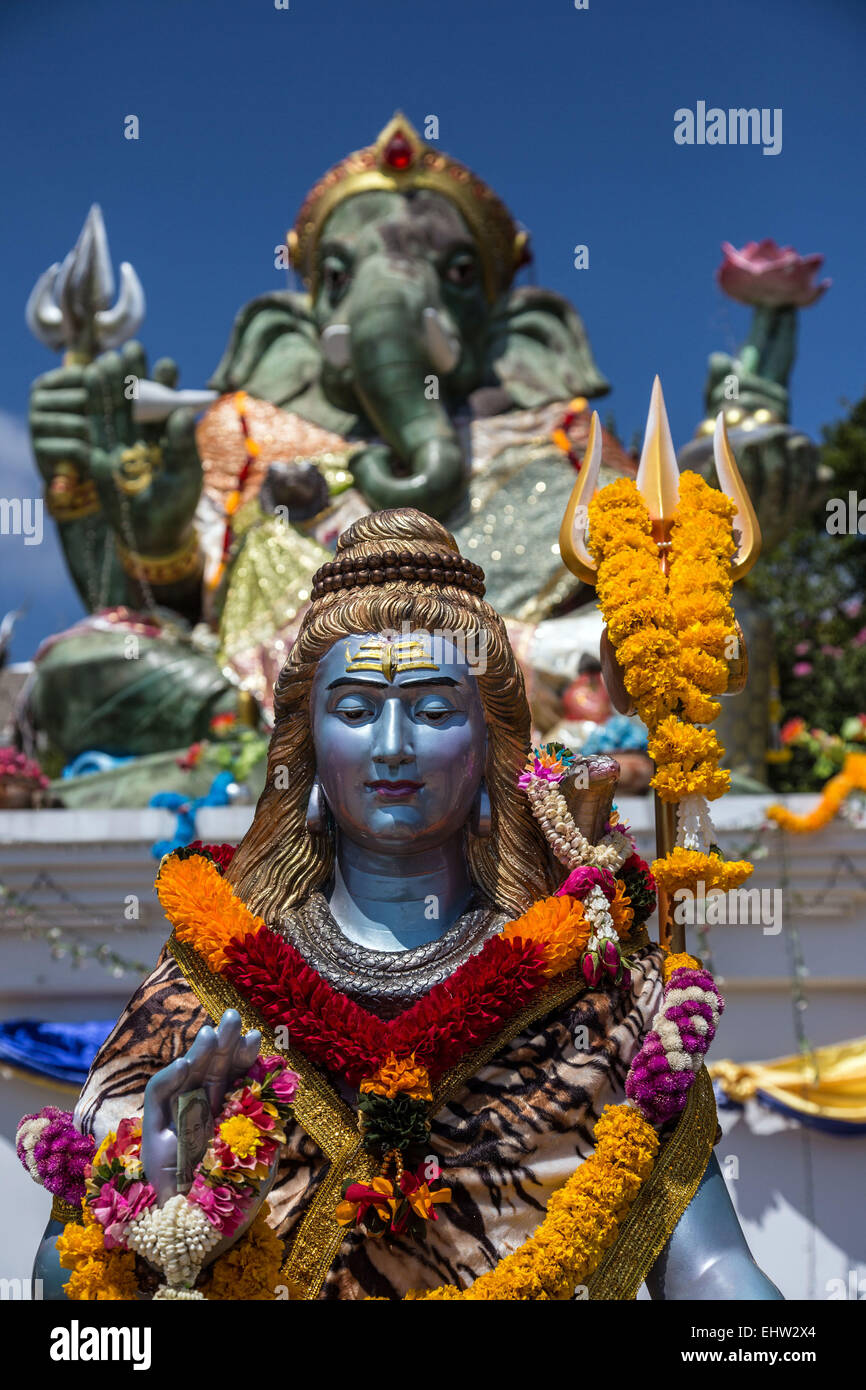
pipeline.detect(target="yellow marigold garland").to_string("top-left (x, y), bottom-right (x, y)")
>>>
top-left (589, 473), bottom-right (750, 901)
top-left (402, 1104), bottom-right (659, 1300)
top-left (199, 1205), bottom-right (284, 1301)
top-left (590, 479), bottom-right (683, 729)
top-left (661, 950), bottom-right (702, 983)
top-left (651, 847), bottom-right (753, 895)
top-left (57, 1206), bottom-right (140, 1301)
top-left (767, 752), bottom-right (866, 833)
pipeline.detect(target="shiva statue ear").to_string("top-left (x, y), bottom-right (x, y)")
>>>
top-left (305, 776), bottom-right (329, 833)
top-left (482, 286), bottom-right (610, 411)
top-left (470, 779), bottom-right (492, 838)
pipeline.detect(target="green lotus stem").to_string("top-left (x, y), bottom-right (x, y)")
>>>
top-left (739, 305), bottom-right (797, 387)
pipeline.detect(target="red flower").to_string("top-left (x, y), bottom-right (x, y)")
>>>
top-left (188, 841), bottom-right (237, 872)
top-left (222, 926), bottom-right (548, 1087)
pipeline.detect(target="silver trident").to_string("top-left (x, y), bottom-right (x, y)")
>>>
top-left (26, 204), bottom-right (214, 421)
top-left (26, 203), bottom-right (145, 362)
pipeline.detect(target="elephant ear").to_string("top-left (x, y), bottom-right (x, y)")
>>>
top-left (208, 291), bottom-right (358, 436)
top-left (483, 286), bottom-right (610, 410)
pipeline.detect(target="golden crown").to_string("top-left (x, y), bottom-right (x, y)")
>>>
top-left (287, 113), bottom-right (531, 302)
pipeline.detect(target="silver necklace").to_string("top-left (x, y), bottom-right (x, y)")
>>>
top-left (273, 891), bottom-right (509, 1018)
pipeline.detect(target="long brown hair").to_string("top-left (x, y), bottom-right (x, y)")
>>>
top-left (228, 508), bottom-right (555, 920)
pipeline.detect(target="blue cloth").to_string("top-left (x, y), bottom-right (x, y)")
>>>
top-left (149, 770), bottom-right (235, 858)
top-left (62, 751), bottom-right (136, 779)
top-left (582, 714), bottom-right (648, 755)
top-left (0, 1018), bottom-right (114, 1085)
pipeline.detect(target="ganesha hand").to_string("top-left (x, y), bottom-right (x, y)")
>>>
top-left (85, 341), bottom-right (203, 556)
top-left (142, 1009), bottom-right (261, 1207)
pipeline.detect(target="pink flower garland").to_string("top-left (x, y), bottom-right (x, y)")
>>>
top-left (625, 966), bottom-right (724, 1125)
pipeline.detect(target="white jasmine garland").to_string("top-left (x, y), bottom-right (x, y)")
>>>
top-left (525, 778), bottom-right (631, 873)
top-left (153, 1285), bottom-right (206, 1300)
top-left (675, 794), bottom-right (718, 853)
top-left (126, 1193), bottom-right (221, 1288)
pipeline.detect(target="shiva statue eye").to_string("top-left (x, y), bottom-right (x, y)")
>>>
top-left (414, 696), bottom-right (457, 723)
top-left (332, 694), bottom-right (376, 724)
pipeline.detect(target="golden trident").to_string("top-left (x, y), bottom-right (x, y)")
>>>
top-left (558, 377), bottom-right (762, 952)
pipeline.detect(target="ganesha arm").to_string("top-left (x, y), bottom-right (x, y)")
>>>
top-left (645, 1152), bottom-right (783, 1300)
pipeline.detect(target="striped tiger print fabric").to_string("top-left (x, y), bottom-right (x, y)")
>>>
top-left (74, 936), bottom-right (665, 1299)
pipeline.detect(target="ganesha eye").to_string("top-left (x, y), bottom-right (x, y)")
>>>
top-left (444, 254), bottom-right (477, 287)
top-left (322, 256), bottom-right (351, 301)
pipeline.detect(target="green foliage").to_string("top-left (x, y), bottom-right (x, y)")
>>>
top-left (750, 395), bottom-right (866, 791)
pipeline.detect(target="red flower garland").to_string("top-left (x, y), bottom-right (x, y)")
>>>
top-left (222, 928), bottom-right (548, 1087)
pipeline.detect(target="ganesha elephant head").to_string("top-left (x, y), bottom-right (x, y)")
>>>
top-left (209, 115), bottom-right (608, 520)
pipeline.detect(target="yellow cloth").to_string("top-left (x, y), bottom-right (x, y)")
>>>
top-left (710, 1038), bottom-right (866, 1124)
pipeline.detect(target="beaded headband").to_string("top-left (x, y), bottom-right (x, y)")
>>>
top-left (311, 548), bottom-right (486, 600)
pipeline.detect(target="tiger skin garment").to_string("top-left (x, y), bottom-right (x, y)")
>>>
top-left (74, 937), bottom-right (664, 1300)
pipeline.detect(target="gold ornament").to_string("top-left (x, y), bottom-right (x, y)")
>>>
top-left (287, 113), bottom-right (529, 303)
top-left (115, 443), bottom-right (163, 496)
top-left (116, 529), bottom-right (202, 587)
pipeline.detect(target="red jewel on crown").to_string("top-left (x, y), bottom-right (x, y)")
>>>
top-left (383, 130), bottom-right (414, 171)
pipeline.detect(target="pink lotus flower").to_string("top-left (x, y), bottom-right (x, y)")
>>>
top-left (853, 628), bottom-right (866, 648)
top-left (794, 641), bottom-right (811, 656)
top-left (821, 645), bottom-right (844, 659)
top-left (717, 239), bottom-right (830, 308)
top-left (90, 1179), bottom-right (156, 1248)
top-left (792, 662), bottom-right (813, 676)
top-left (188, 1173), bottom-right (251, 1238)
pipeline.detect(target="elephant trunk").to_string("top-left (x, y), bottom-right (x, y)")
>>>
top-left (346, 273), bottom-right (465, 520)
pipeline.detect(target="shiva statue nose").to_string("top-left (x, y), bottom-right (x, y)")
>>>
top-left (371, 698), bottom-right (415, 765)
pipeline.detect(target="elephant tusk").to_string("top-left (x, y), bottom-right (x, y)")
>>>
top-left (422, 307), bottom-right (460, 374)
top-left (132, 380), bottom-right (218, 423)
top-left (321, 322), bottom-right (352, 368)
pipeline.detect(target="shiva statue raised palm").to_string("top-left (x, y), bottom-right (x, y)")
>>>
top-left (24, 508), bottom-right (780, 1300)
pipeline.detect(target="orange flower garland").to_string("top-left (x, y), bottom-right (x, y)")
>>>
top-left (500, 892), bottom-right (592, 976)
top-left (767, 752), bottom-right (866, 833)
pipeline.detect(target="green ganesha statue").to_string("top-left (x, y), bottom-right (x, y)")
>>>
top-left (25, 114), bottom-right (635, 771)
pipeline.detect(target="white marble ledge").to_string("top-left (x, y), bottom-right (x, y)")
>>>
top-left (1, 794), bottom-right (858, 846)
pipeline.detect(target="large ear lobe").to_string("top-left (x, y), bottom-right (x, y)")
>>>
top-left (483, 286), bottom-right (610, 409)
top-left (209, 290), bottom-right (356, 435)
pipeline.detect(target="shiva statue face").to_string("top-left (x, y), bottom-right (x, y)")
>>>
top-left (310, 630), bottom-right (487, 855)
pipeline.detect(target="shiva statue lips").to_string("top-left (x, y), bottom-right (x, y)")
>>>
top-left (366, 779), bottom-right (425, 801)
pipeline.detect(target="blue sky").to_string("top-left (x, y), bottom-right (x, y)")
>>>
top-left (1, 0), bottom-right (863, 661)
